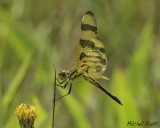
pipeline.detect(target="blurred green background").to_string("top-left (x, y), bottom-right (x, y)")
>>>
top-left (0, 0), bottom-right (160, 128)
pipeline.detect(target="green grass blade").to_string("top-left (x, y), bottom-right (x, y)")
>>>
top-left (2, 52), bottom-right (32, 109)
top-left (58, 82), bottom-right (91, 128)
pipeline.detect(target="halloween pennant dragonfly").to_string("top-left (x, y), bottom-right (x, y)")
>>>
top-left (56, 11), bottom-right (122, 105)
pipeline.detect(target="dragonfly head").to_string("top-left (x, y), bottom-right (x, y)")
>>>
top-left (58, 69), bottom-right (69, 80)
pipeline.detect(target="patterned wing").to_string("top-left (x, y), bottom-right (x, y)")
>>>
top-left (76, 11), bottom-right (97, 66)
top-left (77, 37), bottom-right (107, 76)
top-left (76, 11), bottom-right (107, 77)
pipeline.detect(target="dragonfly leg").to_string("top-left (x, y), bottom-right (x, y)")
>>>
top-left (56, 81), bottom-right (68, 89)
top-left (56, 83), bottom-right (72, 100)
top-left (57, 78), bottom-right (65, 84)
top-left (56, 78), bottom-right (69, 89)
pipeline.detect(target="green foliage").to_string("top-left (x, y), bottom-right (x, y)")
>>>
top-left (0, 0), bottom-right (159, 128)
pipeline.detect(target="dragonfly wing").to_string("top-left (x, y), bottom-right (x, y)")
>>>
top-left (77, 37), bottom-right (107, 76)
top-left (76, 11), bottom-right (107, 77)
top-left (76, 11), bottom-right (97, 66)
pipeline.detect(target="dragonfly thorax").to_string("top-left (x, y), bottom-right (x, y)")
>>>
top-left (58, 69), bottom-right (69, 80)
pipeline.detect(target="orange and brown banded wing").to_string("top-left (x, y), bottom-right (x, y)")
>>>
top-left (76, 11), bottom-right (97, 66)
top-left (77, 37), bottom-right (107, 77)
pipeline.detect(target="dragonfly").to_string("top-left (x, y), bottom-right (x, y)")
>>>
top-left (56, 11), bottom-right (122, 105)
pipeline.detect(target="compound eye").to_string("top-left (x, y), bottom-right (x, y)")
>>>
top-left (61, 72), bottom-right (66, 78)
top-left (58, 70), bottom-right (67, 80)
